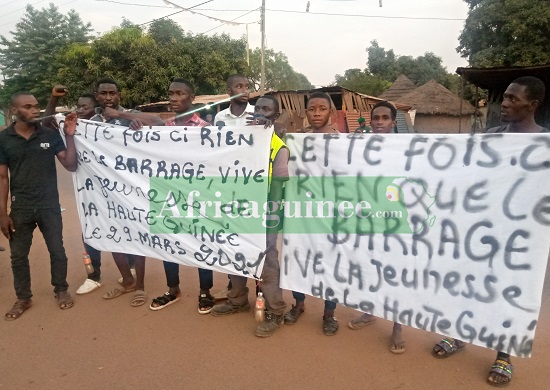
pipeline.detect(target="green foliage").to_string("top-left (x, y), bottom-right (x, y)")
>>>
top-left (1, 8), bottom-right (310, 109)
top-left (334, 40), bottom-right (484, 105)
top-left (54, 19), bottom-right (249, 107)
top-left (335, 41), bottom-right (456, 97)
top-left (366, 40), bottom-right (451, 87)
top-left (247, 48), bottom-right (313, 91)
top-left (334, 68), bottom-right (390, 96)
top-left (458, 0), bottom-right (550, 66)
top-left (367, 41), bottom-right (399, 82)
top-left (148, 19), bottom-right (184, 45)
top-left (0, 3), bottom-right (93, 107)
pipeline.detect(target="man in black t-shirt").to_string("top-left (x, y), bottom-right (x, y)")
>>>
top-left (0, 92), bottom-right (77, 320)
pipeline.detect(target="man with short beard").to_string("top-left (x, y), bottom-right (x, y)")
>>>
top-left (0, 92), bottom-right (78, 320)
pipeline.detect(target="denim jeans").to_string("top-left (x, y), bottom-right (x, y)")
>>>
top-left (292, 291), bottom-right (337, 311)
top-left (163, 260), bottom-right (213, 291)
top-left (10, 208), bottom-right (69, 300)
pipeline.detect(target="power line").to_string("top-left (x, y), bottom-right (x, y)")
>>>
top-left (266, 8), bottom-right (466, 21)
top-left (163, 0), bottom-right (255, 26)
top-left (138, 0), bottom-right (213, 26)
top-left (95, 0), bottom-right (252, 12)
top-left (0, 0), bottom-right (20, 7)
top-left (0, 0), bottom-right (79, 28)
top-left (200, 8), bottom-right (259, 34)
top-left (93, 1), bottom-right (465, 22)
top-left (1, 0), bottom-right (48, 19)
top-left (95, 0), bottom-right (171, 8)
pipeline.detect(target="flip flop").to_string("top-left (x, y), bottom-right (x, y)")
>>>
top-left (348, 314), bottom-right (376, 330)
top-left (389, 342), bottom-right (406, 354)
top-left (103, 286), bottom-right (136, 299)
top-left (487, 359), bottom-right (513, 387)
top-left (56, 291), bottom-right (74, 310)
top-left (149, 292), bottom-right (180, 311)
top-left (131, 290), bottom-right (147, 307)
top-left (432, 338), bottom-right (465, 359)
top-left (5, 299), bottom-right (32, 321)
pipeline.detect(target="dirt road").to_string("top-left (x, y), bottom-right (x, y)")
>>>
top-left (0, 165), bottom-right (548, 390)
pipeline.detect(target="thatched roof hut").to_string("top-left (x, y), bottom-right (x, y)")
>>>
top-left (379, 74), bottom-right (416, 102)
top-left (396, 80), bottom-right (475, 115)
top-left (396, 80), bottom-right (475, 133)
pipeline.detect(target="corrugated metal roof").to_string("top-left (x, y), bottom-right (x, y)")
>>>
top-left (456, 64), bottom-right (550, 90)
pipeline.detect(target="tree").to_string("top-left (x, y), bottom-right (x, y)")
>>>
top-left (0, 3), bottom-right (93, 106)
top-left (458, 0), bottom-right (550, 66)
top-left (366, 41), bottom-right (451, 87)
top-left (335, 41), bottom-right (455, 96)
top-left (148, 19), bottom-right (184, 45)
top-left (247, 48), bottom-right (313, 91)
top-left (367, 41), bottom-right (399, 81)
top-left (334, 68), bottom-right (390, 96)
top-left (56, 21), bottom-right (249, 107)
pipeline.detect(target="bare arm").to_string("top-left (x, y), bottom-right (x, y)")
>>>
top-left (56, 112), bottom-right (78, 172)
top-left (43, 85), bottom-right (68, 128)
top-left (103, 108), bottom-right (164, 126)
top-left (0, 164), bottom-right (14, 239)
top-left (267, 179), bottom-right (284, 237)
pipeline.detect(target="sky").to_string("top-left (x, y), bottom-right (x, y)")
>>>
top-left (0, 0), bottom-right (471, 86)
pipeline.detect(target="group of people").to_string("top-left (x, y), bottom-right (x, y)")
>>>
top-left (1, 72), bottom-right (547, 387)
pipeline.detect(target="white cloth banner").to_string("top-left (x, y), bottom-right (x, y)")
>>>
top-left (280, 132), bottom-right (550, 357)
top-left (70, 119), bottom-right (272, 279)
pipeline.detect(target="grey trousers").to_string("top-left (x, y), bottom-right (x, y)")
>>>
top-left (227, 234), bottom-right (286, 315)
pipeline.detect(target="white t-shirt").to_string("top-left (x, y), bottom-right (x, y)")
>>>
top-left (214, 103), bottom-right (255, 127)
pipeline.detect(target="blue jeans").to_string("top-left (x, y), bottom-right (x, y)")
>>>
top-left (292, 291), bottom-right (337, 311)
top-left (9, 208), bottom-right (69, 300)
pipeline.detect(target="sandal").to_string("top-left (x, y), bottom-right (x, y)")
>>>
top-left (348, 313), bottom-right (376, 330)
top-left (389, 342), bottom-right (406, 354)
top-left (323, 316), bottom-right (339, 336)
top-left (150, 292), bottom-right (180, 311)
top-left (432, 338), bottom-right (465, 359)
top-left (198, 293), bottom-right (215, 315)
top-left (488, 359), bottom-right (513, 387)
top-left (103, 286), bottom-right (136, 299)
top-left (130, 290), bottom-right (147, 307)
top-left (284, 305), bottom-right (304, 325)
top-left (56, 291), bottom-right (74, 310)
top-left (5, 299), bottom-right (32, 321)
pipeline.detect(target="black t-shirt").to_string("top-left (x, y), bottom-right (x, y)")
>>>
top-left (0, 123), bottom-right (66, 209)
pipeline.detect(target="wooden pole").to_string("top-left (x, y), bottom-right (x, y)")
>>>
top-left (260, 0), bottom-right (266, 92)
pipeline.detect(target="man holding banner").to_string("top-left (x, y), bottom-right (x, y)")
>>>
top-left (87, 77), bottom-right (157, 306)
top-left (0, 93), bottom-right (77, 319)
top-left (283, 92), bottom-right (341, 336)
top-left (431, 76), bottom-right (548, 388)
top-left (211, 95), bottom-right (289, 338)
top-left (42, 85), bottom-right (106, 296)
top-left (148, 78), bottom-right (216, 314)
top-left (212, 74), bottom-right (254, 300)
top-left (347, 101), bottom-right (406, 354)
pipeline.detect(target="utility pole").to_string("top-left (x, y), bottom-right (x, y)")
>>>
top-left (260, 0), bottom-right (266, 92)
